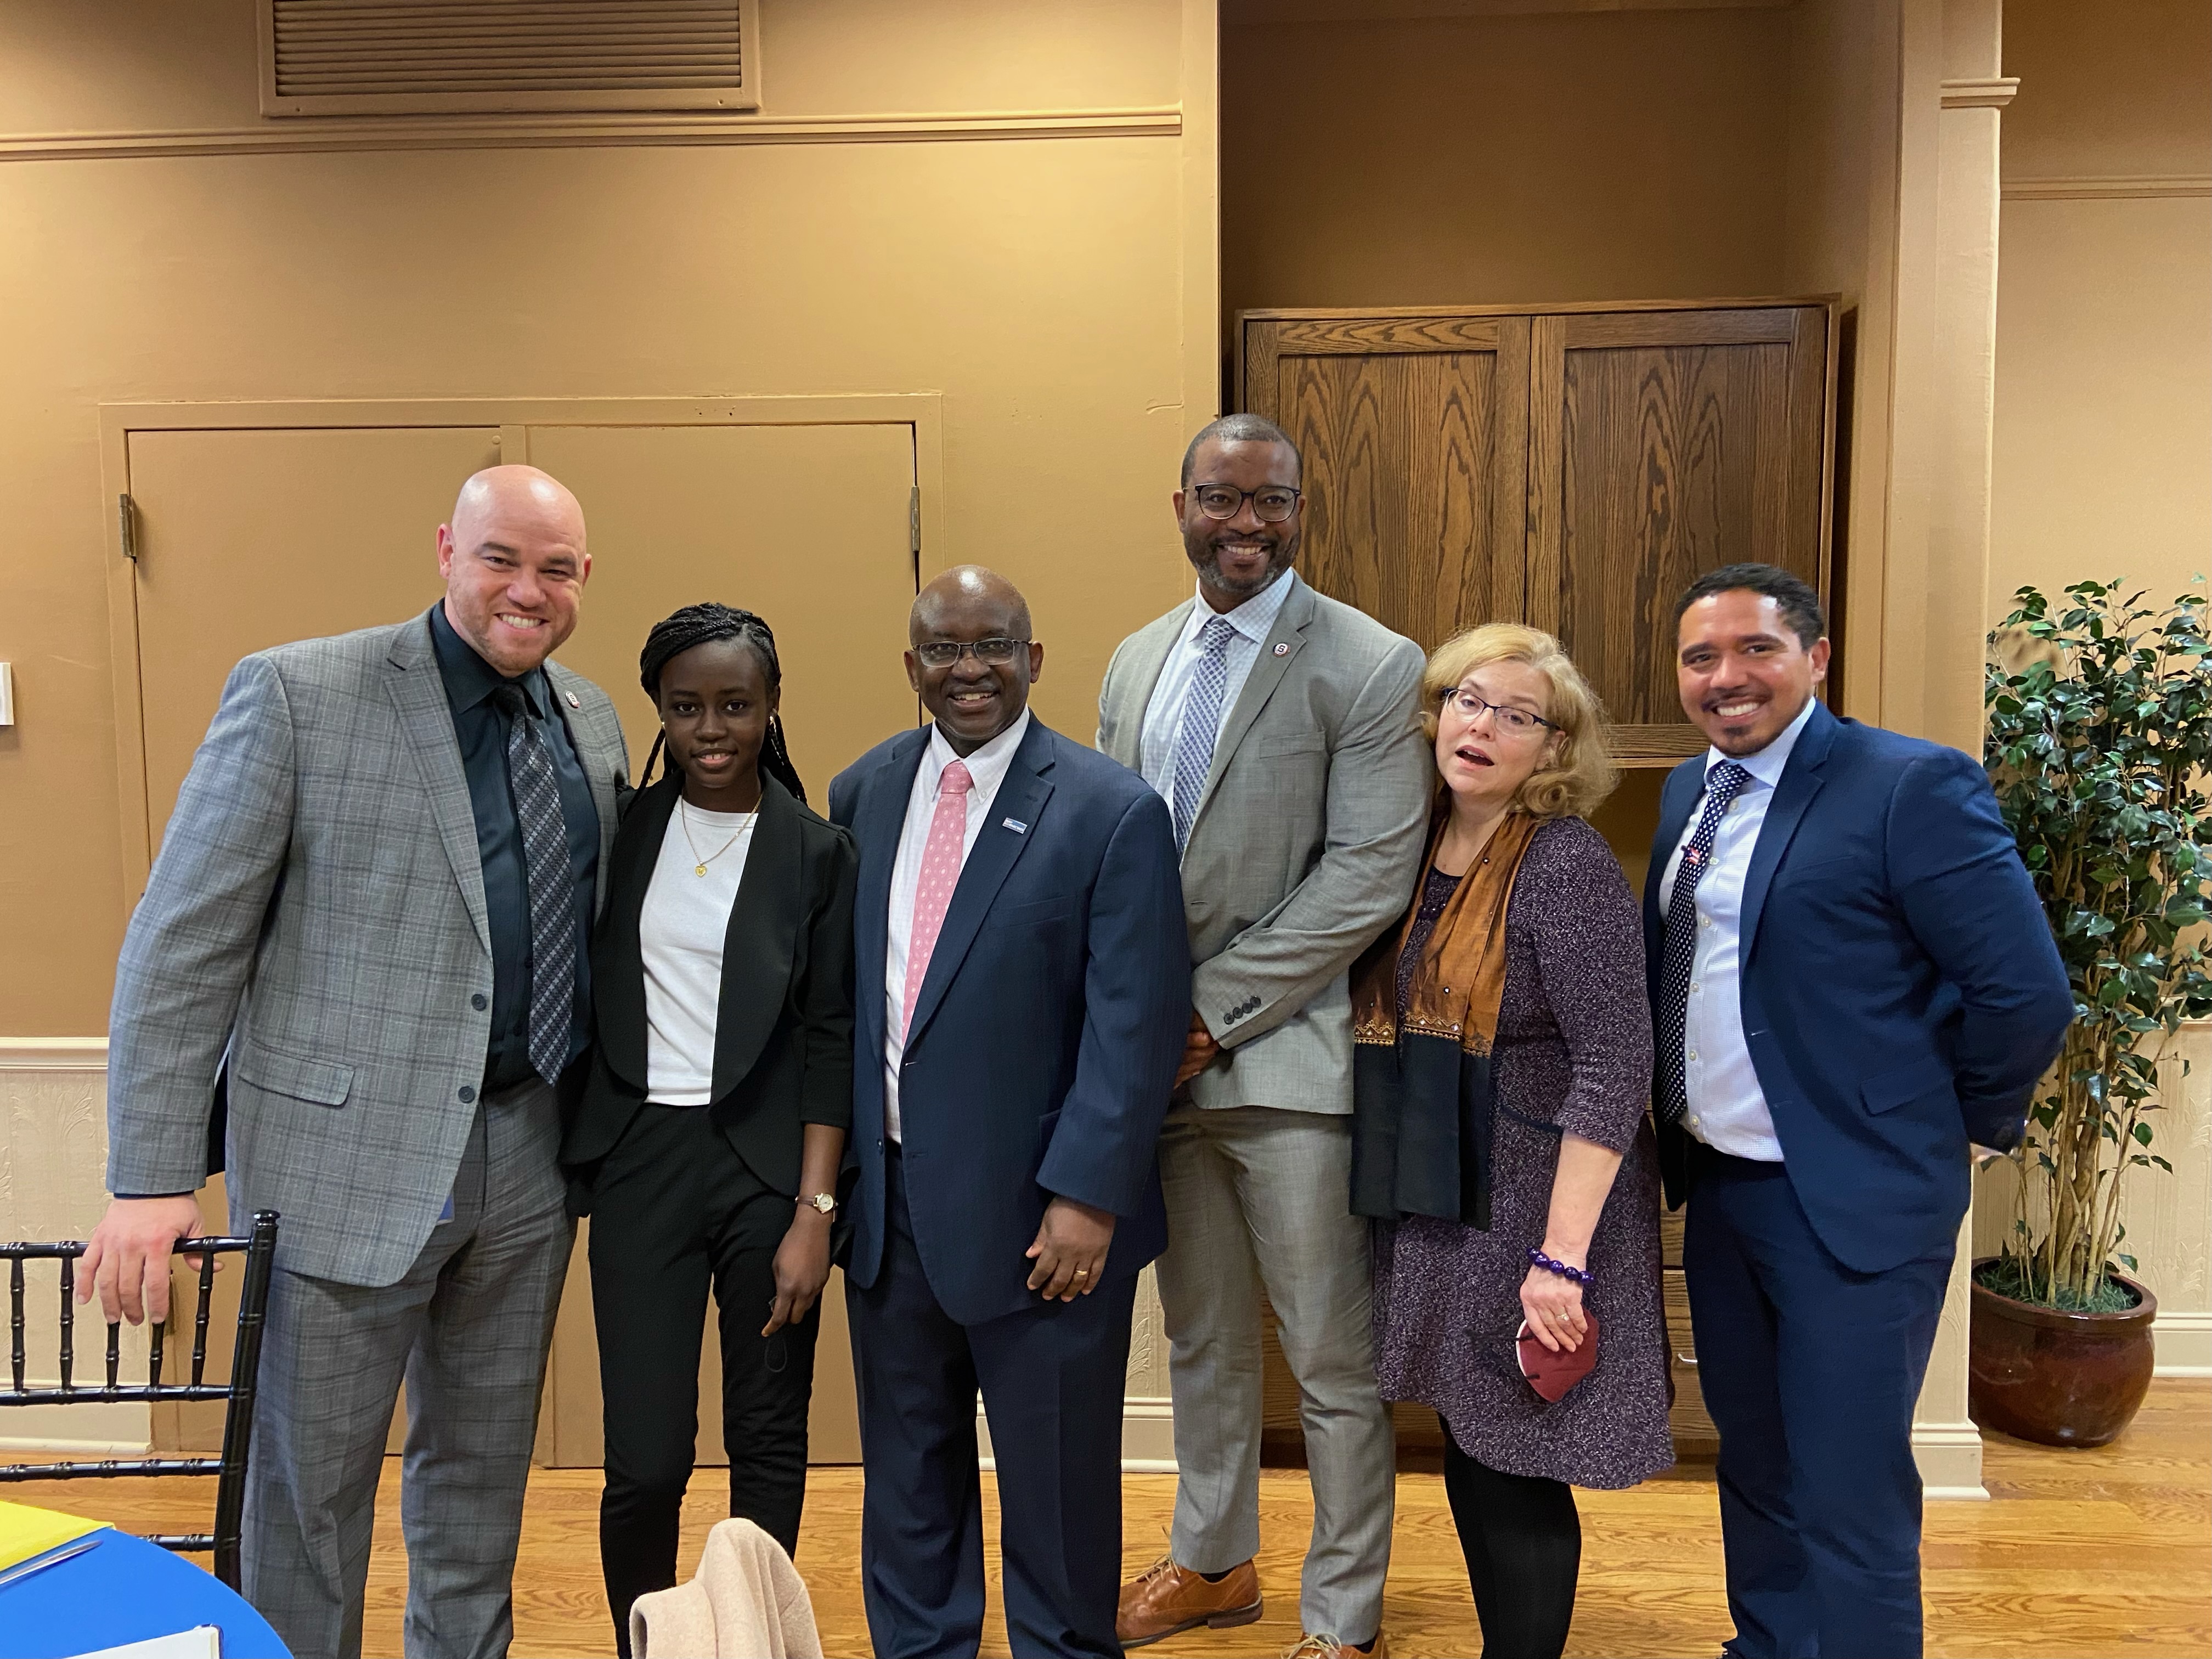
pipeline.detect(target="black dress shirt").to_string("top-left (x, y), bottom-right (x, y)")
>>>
top-left (429, 603), bottom-right (599, 1091)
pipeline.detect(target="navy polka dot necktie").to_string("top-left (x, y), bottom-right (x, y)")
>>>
top-left (1655, 761), bottom-right (1753, 1128)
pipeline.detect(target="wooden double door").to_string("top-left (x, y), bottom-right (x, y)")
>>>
top-left (1238, 300), bottom-right (1836, 764)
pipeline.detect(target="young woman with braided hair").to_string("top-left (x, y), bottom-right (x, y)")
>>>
top-left (562, 602), bottom-right (857, 1654)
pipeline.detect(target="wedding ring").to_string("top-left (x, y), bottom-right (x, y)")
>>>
top-left (1073, 1268), bottom-right (1090, 1278)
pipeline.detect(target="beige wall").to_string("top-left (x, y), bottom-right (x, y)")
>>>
top-left (0, 0), bottom-right (1216, 1038)
top-left (1221, 4), bottom-right (1795, 322)
top-left (1989, 0), bottom-right (2211, 614)
top-left (1977, 0), bottom-right (2212, 1375)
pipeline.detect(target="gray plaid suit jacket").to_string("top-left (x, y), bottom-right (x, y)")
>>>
top-left (105, 609), bottom-right (630, 1287)
top-left (1097, 574), bottom-right (1431, 1114)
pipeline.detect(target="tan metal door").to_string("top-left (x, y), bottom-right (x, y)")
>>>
top-left (122, 415), bottom-right (917, 1467)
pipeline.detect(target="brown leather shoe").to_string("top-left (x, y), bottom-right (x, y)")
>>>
top-left (1281, 1632), bottom-right (1389, 1659)
top-left (1116, 1554), bottom-right (1263, 1647)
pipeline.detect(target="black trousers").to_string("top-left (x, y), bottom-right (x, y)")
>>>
top-left (589, 1103), bottom-right (820, 1656)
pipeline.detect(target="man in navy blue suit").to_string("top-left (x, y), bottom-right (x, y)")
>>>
top-left (1645, 564), bottom-right (2070, 1659)
top-left (830, 565), bottom-right (1190, 1659)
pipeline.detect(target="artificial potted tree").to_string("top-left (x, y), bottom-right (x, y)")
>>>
top-left (1972, 579), bottom-right (2211, 1447)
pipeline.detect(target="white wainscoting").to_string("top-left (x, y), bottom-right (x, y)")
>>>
top-left (0, 1037), bottom-right (152, 1453)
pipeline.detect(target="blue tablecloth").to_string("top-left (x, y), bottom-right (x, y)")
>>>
top-left (1, 1528), bottom-right (289, 1658)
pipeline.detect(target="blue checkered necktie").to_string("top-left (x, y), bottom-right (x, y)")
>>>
top-left (1171, 616), bottom-right (1238, 851)
top-left (494, 682), bottom-right (578, 1087)
top-left (1654, 760), bottom-right (1754, 1127)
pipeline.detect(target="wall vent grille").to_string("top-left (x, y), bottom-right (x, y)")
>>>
top-left (258, 0), bottom-right (760, 117)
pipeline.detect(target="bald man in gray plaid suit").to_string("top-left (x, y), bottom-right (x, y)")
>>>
top-left (82, 467), bottom-right (630, 1659)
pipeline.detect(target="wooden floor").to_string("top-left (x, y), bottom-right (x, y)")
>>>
top-left (7, 1382), bottom-right (2204, 1658)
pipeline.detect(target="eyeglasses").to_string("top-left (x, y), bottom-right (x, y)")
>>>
top-left (1442, 687), bottom-right (1559, 735)
top-left (912, 636), bottom-right (1030, 670)
top-left (1190, 483), bottom-right (1302, 523)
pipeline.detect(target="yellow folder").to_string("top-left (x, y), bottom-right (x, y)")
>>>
top-left (0, 1498), bottom-right (106, 1573)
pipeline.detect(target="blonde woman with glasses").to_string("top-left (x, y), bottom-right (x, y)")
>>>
top-left (1351, 624), bottom-right (1671, 1659)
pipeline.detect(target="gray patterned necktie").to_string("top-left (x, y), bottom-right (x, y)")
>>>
top-left (1171, 616), bottom-right (1237, 851)
top-left (494, 682), bottom-right (577, 1087)
top-left (1655, 760), bottom-right (1754, 1127)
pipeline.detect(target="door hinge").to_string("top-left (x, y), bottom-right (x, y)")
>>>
top-left (119, 493), bottom-right (138, 562)
top-left (909, 486), bottom-right (921, 570)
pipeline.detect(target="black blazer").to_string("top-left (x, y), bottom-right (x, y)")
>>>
top-left (563, 770), bottom-right (858, 1206)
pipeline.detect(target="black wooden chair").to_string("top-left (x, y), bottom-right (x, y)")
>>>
top-left (0, 1210), bottom-right (278, 1589)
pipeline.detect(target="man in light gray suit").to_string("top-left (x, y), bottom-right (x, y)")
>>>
top-left (1102, 415), bottom-right (1430, 1659)
top-left (80, 466), bottom-right (630, 1659)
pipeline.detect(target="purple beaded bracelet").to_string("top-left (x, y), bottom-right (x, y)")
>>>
top-left (1526, 1246), bottom-right (1595, 1288)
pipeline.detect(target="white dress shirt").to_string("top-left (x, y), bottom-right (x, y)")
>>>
top-left (641, 800), bottom-right (756, 1106)
top-left (881, 708), bottom-right (1033, 1142)
top-left (1137, 567), bottom-right (1299, 805)
top-left (1656, 695), bottom-right (1819, 1161)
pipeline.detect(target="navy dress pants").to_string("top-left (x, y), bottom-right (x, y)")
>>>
top-left (1684, 1148), bottom-right (1954, 1659)
top-left (849, 1147), bottom-right (1136, 1659)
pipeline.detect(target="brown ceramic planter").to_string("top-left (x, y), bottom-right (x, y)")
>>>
top-left (1968, 1257), bottom-right (2158, 1448)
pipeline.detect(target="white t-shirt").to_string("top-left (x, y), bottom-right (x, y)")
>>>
top-left (642, 798), bottom-right (758, 1106)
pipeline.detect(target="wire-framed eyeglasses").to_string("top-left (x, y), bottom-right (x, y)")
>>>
top-left (1189, 483), bottom-right (1302, 523)
top-left (1442, 686), bottom-right (1559, 735)
top-left (912, 636), bottom-right (1030, 669)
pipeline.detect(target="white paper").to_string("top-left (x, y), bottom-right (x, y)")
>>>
top-left (66, 1627), bottom-right (221, 1659)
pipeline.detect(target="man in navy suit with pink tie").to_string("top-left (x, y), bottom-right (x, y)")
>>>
top-left (830, 565), bottom-right (1189, 1659)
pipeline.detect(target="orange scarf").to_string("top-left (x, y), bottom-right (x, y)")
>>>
top-left (1353, 810), bottom-right (1541, 1058)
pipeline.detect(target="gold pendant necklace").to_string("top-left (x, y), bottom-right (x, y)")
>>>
top-left (680, 799), bottom-right (756, 876)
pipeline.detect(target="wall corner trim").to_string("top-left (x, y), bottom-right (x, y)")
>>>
top-left (1939, 76), bottom-right (2019, 110)
top-left (1911, 1420), bottom-right (1989, 1501)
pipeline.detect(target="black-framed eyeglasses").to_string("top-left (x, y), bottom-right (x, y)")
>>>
top-left (912, 637), bottom-right (1030, 669)
top-left (1190, 483), bottom-right (1302, 523)
top-left (1442, 686), bottom-right (1559, 735)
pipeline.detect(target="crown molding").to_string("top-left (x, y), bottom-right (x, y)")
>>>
top-left (1940, 76), bottom-right (2019, 110)
top-left (2003, 173), bottom-right (2212, 201)
top-left (0, 107), bottom-right (1181, 165)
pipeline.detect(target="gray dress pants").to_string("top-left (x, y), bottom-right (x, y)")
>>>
top-left (241, 1081), bottom-right (573, 1659)
top-left (1154, 1103), bottom-right (1396, 1645)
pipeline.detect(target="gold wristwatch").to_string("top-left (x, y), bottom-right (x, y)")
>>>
top-left (799, 1192), bottom-right (838, 1216)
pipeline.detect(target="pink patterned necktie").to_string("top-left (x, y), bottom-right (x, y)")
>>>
top-left (901, 760), bottom-right (974, 1040)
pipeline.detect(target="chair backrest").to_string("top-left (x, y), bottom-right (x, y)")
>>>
top-left (0, 1210), bottom-right (279, 1589)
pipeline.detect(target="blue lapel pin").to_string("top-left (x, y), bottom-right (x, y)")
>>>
top-left (1002, 818), bottom-right (1028, 834)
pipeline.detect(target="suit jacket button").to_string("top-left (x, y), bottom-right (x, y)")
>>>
top-left (458, 1085), bottom-right (476, 1103)
top-left (471, 994), bottom-right (488, 1011)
